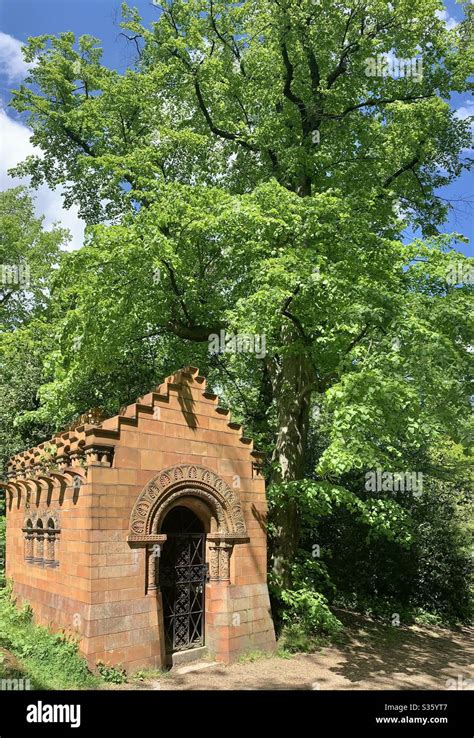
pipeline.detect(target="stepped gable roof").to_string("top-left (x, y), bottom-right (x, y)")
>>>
top-left (2, 367), bottom-right (264, 487)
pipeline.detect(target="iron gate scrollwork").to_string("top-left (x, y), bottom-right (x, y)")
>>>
top-left (160, 508), bottom-right (208, 653)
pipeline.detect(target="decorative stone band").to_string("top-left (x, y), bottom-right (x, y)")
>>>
top-left (1, 469), bottom-right (86, 506)
top-left (127, 463), bottom-right (249, 543)
top-left (128, 534), bottom-right (169, 544)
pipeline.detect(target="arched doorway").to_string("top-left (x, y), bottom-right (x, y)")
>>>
top-left (127, 464), bottom-right (252, 665)
top-left (159, 506), bottom-right (208, 655)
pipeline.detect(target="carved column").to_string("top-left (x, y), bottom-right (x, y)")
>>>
top-left (44, 531), bottom-right (56, 567)
top-left (218, 542), bottom-right (233, 582)
top-left (147, 544), bottom-right (158, 593)
top-left (209, 543), bottom-right (221, 581)
top-left (34, 528), bottom-right (44, 566)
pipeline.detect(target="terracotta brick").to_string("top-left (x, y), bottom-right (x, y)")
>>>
top-left (114, 448), bottom-right (141, 469)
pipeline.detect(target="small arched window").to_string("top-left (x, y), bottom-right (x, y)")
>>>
top-left (34, 519), bottom-right (44, 566)
top-left (23, 514), bottom-right (60, 567)
top-left (23, 519), bottom-right (34, 563)
top-left (45, 518), bottom-right (58, 568)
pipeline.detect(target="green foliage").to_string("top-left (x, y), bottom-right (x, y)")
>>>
top-left (0, 187), bottom-right (67, 475)
top-left (278, 587), bottom-right (343, 637)
top-left (269, 478), bottom-right (413, 545)
top-left (130, 668), bottom-right (164, 681)
top-left (0, 585), bottom-right (100, 689)
top-left (10, 1), bottom-right (472, 230)
top-left (0, 187), bottom-right (67, 331)
top-left (96, 661), bottom-right (127, 684)
top-left (1, 0), bottom-right (472, 648)
top-left (0, 512), bottom-right (5, 589)
top-left (413, 609), bottom-right (445, 626)
top-left (294, 442), bottom-right (473, 624)
top-left (278, 623), bottom-right (328, 654)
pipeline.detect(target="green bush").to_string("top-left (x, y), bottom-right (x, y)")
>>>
top-left (0, 585), bottom-right (100, 689)
top-left (278, 623), bottom-right (324, 654)
top-left (279, 587), bottom-right (343, 638)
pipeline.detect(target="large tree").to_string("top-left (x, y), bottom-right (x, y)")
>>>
top-left (0, 187), bottom-right (67, 472)
top-left (9, 0), bottom-right (473, 585)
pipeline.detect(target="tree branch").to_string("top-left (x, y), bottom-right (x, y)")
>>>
top-left (324, 94), bottom-right (434, 121)
top-left (166, 320), bottom-right (223, 342)
top-left (383, 155), bottom-right (420, 189)
top-left (281, 285), bottom-right (311, 344)
top-left (160, 258), bottom-right (193, 325)
top-left (192, 75), bottom-right (257, 152)
top-left (209, 0), bottom-right (246, 76)
top-left (280, 40), bottom-right (310, 135)
top-left (119, 33), bottom-right (143, 60)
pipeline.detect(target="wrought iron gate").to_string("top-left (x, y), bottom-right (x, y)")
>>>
top-left (160, 529), bottom-right (207, 653)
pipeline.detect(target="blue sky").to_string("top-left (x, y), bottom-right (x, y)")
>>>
top-left (0, 0), bottom-right (472, 254)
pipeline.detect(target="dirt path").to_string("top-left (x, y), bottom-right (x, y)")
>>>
top-left (128, 612), bottom-right (474, 691)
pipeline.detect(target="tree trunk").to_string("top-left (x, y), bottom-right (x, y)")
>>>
top-left (268, 327), bottom-right (314, 589)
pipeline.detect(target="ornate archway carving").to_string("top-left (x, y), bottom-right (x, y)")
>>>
top-left (127, 464), bottom-right (247, 543)
top-left (128, 464), bottom-right (248, 592)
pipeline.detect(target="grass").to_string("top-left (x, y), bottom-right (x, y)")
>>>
top-left (0, 584), bottom-right (171, 690)
top-left (276, 622), bottom-right (335, 655)
top-left (237, 649), bottom-right (272, 664)
top-left (129, 667), bottom-right (170, 683)
top-left (0, 584), bottom-right (100, 690)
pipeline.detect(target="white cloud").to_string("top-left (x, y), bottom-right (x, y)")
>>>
top-left (454, 99), bottom-right (474, 124)
top-left (454, 100), bottom-right (474, 154)
top-left (0, 32), bottom-right (31, 82)
top-left (0, 109), bottom-right (85, 250)
top-left (435, 9), bottom-right (459, 31)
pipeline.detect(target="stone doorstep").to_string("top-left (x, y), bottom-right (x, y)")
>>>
top-left (168, 645), bottom-right (209, 669)
top-left (174, 659), bottom-right (219, 676)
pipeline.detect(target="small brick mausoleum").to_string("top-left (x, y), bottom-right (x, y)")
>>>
top-left (2, 367), bottom-right (276, 671)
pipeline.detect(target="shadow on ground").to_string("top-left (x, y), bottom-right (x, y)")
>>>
top-left (150, 610), bottom-right (473, 691)
top-left (325, 609), bottom-right (473, 690)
